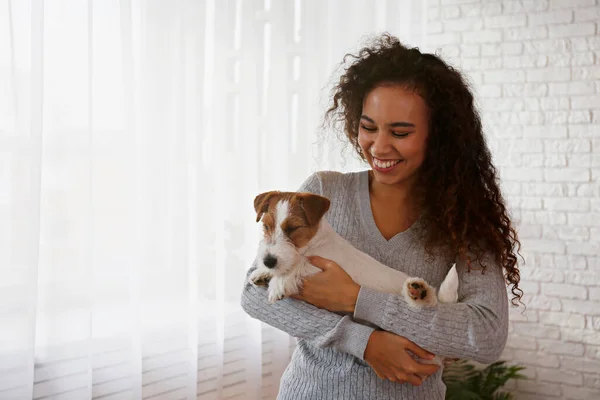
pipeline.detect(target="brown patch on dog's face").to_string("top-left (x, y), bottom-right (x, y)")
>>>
top-left (297, 193), bottom-right (330, 226)
top-left (261, 211), bottom-right (276, 241)
top-left (280, 209), bottom-right (313, 248)
top-left (284, 193), bottom-right (330, 248)
top-left (254, 191), bottom-right (281, 222)
top-left (253, 191), bottom-right (331, 249)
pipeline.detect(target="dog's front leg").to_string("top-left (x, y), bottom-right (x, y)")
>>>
top-left (266, 259), bottom-right (317, 303)
top-left (267, 276), bottom-right (289, 303)
top-left (249, 267), bottom-right (273, 287)
top-left (249, 269), bottom-right (290, 304)
top-left (402, 263), bottom-right (459, 308)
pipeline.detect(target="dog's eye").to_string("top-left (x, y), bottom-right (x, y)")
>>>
top-left (285, 226), bottom-right (299, 234)
top-left (263, 224), bottom-right (269, 231)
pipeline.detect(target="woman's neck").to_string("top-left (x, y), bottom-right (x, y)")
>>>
top-left (368, 171), bottom-right (420, 216)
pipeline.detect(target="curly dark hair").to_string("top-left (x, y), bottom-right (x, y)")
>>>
top-left (324, 33), bottom-right (523, 305)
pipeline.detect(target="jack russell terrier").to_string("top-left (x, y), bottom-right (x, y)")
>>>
top-left (249, 190), bottom-right (459, 309)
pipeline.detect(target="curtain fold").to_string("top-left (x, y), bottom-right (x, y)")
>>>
top-left (0, 1), bottom-right (425, 398)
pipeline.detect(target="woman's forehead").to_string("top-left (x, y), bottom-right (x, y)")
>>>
top-left (362, 85), bottom-right (428, 122)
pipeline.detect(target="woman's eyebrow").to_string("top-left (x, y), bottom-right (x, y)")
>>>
top-left (360, 115), bottom-right (375, 123)
top-left (389, 121), bottom-right (416, 128)
top-left (360, 115), bottom-right (415, 128)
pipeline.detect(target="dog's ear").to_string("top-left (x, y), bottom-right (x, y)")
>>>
top-left (254, 191), bottom-right (280, 222)
top-left (298, 193), bottom-right (330, 226)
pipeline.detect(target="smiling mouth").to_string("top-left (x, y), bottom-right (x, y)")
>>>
top-left (372, 157), bottom-right (402, 169)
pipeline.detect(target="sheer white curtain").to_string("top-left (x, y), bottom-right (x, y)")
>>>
top-left (0, 0), bottom-right (425, 399)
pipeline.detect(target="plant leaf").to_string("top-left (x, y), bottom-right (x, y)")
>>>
top-left (443, 359), bottom-right (527, 399)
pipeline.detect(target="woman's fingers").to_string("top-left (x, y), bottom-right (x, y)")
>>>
top-left (376, 367), bottom-right (424, 385)
top-left (393, 371), bottom-right (422, 386)
top-left (412, 362), bottom-right (440, 377)
top-left (403, 338), bottom-right (435, 360)
top-left (394, 369), bottom-right (423, 386)
top-left (389, 377), bottom-right (407, 384)
top-left (388, 356), bottom-right (438, 384)
top-left (365, 331), bottom-right (440, 386)
top-left (306, 256), bottom-right (335, 271)
top-left (404, 373), bottom-right (424, 386)
top-left (403, 357), bottom-right (440, 378)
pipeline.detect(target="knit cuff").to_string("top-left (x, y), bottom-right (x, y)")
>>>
top-left (353, 286), bottom-right (389, 327)
top-left (336, 320), bottom-right (376, 360)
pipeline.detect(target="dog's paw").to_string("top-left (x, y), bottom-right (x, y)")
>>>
top-left (250, 270), bottom-right (272, 287)
top-left (403, 278), bottom-right (438, 308)
top-left (267, 291), bottom-right (285, 304)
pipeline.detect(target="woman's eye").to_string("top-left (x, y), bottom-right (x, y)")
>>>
top-left (360, 124), bottom-right (377, 132)
top-left (392, 132), bottom-right (410, 138)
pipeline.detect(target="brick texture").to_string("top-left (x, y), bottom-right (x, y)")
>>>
top-left (425, 1), bottom-right (600, 398)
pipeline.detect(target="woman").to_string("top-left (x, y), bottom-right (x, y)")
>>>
top-left (241, 34), bottom-right (522, 400)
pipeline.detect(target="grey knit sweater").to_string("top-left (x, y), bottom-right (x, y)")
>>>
top-left (241, 170), bottom-right (509, 400)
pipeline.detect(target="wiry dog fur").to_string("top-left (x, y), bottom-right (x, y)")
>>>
top-left (249, 191), bottom-right (459, 309)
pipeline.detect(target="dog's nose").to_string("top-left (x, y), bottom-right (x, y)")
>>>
top-left (263, 254), bottom-right (277, 269)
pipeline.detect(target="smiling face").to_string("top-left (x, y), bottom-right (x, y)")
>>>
top-left (357, 84), bottom-right (430, 188)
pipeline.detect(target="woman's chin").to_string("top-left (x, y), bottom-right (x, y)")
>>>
top-left (372, 171), bottom-right (402, 184)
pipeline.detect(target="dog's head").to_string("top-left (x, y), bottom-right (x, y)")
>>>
top-left (253, 191), bottom-right (330, 275)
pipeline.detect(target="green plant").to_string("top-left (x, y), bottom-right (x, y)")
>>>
top-left (442, 360), bottom-right (527, 400)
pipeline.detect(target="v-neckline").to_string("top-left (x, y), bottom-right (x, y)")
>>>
top-left (358, 170), bottom-right (421, 248)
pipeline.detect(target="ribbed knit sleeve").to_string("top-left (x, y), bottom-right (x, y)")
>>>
top-left (240, 172), bottom-right (375, 360)
top-left (353, 254), bottom-right (509, 364)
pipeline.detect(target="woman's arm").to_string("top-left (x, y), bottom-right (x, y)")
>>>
top-left (239, 172), bottom-right (374, 360)
top-left (241, 267), bottom-right (374, 360)
top-left (353, 255), bottom-right (509, 364)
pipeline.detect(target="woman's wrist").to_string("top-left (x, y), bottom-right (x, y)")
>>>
top-left (364, 330), bottom-right (380, 362)
top-left (344, 282), bottom-right (361, 313)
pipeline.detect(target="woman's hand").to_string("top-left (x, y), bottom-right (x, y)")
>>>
top-left (289, 256), bottom-right (360, 313)
top-left (364, 331), bottom-right (440, 385)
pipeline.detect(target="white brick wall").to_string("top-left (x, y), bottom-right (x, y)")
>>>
top-left (425, 0), bottom-right (600, 398)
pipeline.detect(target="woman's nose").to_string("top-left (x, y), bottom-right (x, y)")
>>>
top-left (371, 132), bottom-right (393, 155)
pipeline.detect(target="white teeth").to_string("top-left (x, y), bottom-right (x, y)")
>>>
top-left (373, 158), bottom-right (401, 169)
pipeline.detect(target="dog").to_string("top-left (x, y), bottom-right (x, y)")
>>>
top-left (249, 190), bottom-right (459, 310)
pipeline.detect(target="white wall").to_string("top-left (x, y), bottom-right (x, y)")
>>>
top-left (423, 0), bottom-right (600, 399)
